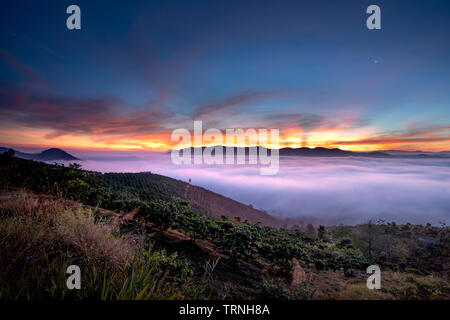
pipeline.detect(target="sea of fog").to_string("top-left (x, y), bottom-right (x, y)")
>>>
top-left (60, 150), bottom-right (450, 226)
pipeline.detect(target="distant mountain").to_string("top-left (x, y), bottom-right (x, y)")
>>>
top-left (174, 146), bottom-right (449, 159)
top-left (176, 146), bottom-right (349, 156)
top-left (33, 148), bottom-right (79, 161)
top-left (0, 147), bottom-right (79, 161)
top-left (279, 147), bottom-right (367, 157)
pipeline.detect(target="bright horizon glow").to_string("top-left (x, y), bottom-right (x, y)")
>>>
top-left (1, 130), bottom-right (449, 153)
top-left (0, 1), bottom-right (449, 153)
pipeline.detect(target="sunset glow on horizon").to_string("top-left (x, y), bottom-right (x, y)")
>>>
top-left (0, 1), bottom-right (449, 153)
top-left (1, 124), bottom-right (449, 152)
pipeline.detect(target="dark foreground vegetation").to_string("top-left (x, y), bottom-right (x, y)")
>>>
top-left (0, 151), bottom-right (448, 300)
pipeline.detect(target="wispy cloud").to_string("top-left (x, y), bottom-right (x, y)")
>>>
top-left (192, 91), bottom-right (274, 119)
top-left (0, 49), bottom-right (43, 84)
top-left (0, 82), bottom-right (449, 151)
top-left (0, 84), bottom-right (175, 142)
top-left (330, 125), bottom-right (450, 148)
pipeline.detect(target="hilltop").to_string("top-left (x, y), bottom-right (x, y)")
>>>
top-left (0, 147), bottom-right (79, 161)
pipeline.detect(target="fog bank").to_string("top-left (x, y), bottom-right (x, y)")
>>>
top-left (66, 151), bottom-right (450, 225)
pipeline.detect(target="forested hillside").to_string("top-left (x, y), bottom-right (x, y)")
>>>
top-left (0, 149), bottom-right (280, 226)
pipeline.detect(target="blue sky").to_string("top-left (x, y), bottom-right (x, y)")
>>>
top-left (0, 0), bottom-right (449, 150)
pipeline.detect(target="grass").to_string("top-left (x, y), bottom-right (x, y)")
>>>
top-left (1, 190), bottom-right (448, 300)
top-left (0, 191), bottom-right (192, 300)
top-left (324, 270), bottom-right (450, 300)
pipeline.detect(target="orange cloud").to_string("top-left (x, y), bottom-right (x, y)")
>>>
top-left (1, 84), bottom-right (449, 152)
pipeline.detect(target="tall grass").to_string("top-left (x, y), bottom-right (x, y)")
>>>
top-left (0, 191), bottom-right (191, 300)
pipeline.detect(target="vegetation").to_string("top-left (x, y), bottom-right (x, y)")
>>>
top-left (0, 191), bottom-right (191, 299)
top-left (0, 152), bottom-right (448, 300)
top-left (328, 220), bottom-right (449, 276)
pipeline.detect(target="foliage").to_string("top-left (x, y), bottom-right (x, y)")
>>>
top-left (137, 201), bottom-right (179, 231)
top-left (0, 192), bottom-right (191, 299)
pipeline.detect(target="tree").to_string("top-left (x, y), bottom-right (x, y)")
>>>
top-left (186, 215), bottom-right (208, 241)
top-left (364, 220), bottom-right (374, 257)
top-left (358, 220), bottom-right (376, 258)
top-left (317, 225), bottom-right (326, 241)
top-left (306, 224), bottom-right (315, 236)
top-left (5, 149), bottom-right (15, 157)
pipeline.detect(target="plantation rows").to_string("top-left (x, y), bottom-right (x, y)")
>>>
top-left (136, 200), bottom-right (372, 274)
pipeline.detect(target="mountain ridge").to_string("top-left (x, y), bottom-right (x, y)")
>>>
top-left (173, 146), bottom-right (449, 158)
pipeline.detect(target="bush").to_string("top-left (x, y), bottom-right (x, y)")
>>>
top-left (137, 201), bottom-right (179, 231)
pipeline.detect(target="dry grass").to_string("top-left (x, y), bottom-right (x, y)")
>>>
top-left (0, 191), bottom-right (189, 299)
top-left (0, 191), bottom-right (132, 275)
top-left (314, 269), bottom-right (449, 300)
top-left (335, 283), bottom-right (394, 300)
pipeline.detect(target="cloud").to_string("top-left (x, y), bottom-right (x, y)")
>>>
top-left (73, 153), bottom-right (450, 226)
top-left (331, 125), bottom-right (450, 146)
top-left (265, 113), bottom-right (324, 131)
top-left (192, 91), bottom-right (276, 119)
top-left (0, 84), bottom-right (175, 142)
top-left (264, 112), bottom-right (367, 132)
top-left (6, 32), bottom-right (68, 62)
top-left (0, 82), bottom-right (448, 152)
top-left (0, 49), bottom-right (43, 84)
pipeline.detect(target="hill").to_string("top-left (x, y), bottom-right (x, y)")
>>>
top-left (0, 147), bottom-right (79, 161)
top-left (0, 153), bottom-right (280, 226)
top-left (99, 171), bottom-right (281, 226)
top-left (177, 146), bottom-right (359, 157)
top-left (33, 148), bottom-right (79, 161)
top-left (279, 147), bottom-right (358, 157)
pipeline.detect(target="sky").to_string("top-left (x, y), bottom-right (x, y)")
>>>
top-left (0, 0), bottom-right (449, 152)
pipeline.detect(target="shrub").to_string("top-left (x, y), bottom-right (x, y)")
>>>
top-left (137, 201), bottom-right (179, 231)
